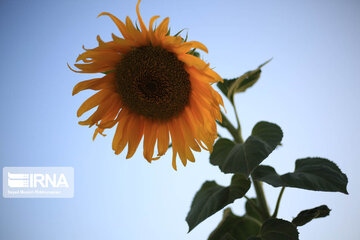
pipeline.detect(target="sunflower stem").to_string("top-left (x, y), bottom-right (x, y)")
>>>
top-left (251, 178), bottom-right (271, 221)
top-left (232, 101), bottom-right (244, 143)
top-left (218, 112), bottom-right (242, 143)
top-left (272, 187), bottom-right (285, 218)
top-left (221, 99), bottom-right (270, 222)
top-left (230, 100), bottom-right (269, 221)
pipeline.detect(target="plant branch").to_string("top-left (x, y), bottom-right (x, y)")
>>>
top-left (252, 179), bottom-right (270, 221)
top-left (220, 98), bottom-right (270, 223)
top-left (272, 187), bottom-right (285, 218)
top-left (217, 112), bottom-right (242, 143)
top-left (232, 102), bottom-right (243, 142)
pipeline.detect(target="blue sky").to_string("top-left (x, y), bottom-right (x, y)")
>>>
top-left (0, 0), bottom-right (359, 239)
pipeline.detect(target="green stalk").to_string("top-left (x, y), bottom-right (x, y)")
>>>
top-left (218, 112), bottom-right (242, 143)
top-left (220, 98), bottom-right (271, 221)
top-left (252, 179), bottom-right (270, 220)
top-left (232, 102), bottom-right (244, 143)
top-left (272, 187), bottom-right (285, 218)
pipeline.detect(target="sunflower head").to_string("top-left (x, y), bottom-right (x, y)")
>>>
top-left (70, 0), bottom-right (224, 169)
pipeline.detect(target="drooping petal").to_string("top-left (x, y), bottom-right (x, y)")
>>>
top-left (186, 147), bottom-right (195, 162)
top-left (73, 50), bottom-right (122, 73)
top-left (93, 128), bottom-right (106, 140)
top-left (78, 93), bottom-right (118, 126)
top-left (188, 93), bottom-right (205, 125)
top-left (178, 115), bottom-right (201, 152)
top-left (126, 114), bottom-right (144, 159)
top-left (72, 72), bottom-right (116, 95)
top-left (77, 90), bottom-right (112, 117)
top-left (112, 110), bottom-right (131, 154)
top-left (143, 119), bottom-right (160, 162)
top-left (95, 96), bottom-right (122, 130)
top-left (157, 123), bottom-right (169, 156)
top-left (169, 118), bottom-right (187, 167)
top-left (171, 149), bottom-right (178, 170)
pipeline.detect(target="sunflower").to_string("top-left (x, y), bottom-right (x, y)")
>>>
top-left (70, 0), bottom-right (223, 169)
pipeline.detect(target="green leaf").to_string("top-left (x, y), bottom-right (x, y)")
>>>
top-left (217, 78), bottom-right (237, 104)
top-left (210, 121), bottom-right (283, 177)
top-left (220, 233), bottom-right (237, 240)
top-left (245, 198), bottom-right (263, 222)
top-left (292, 205), bottom-right (331, 227)
top-left (210, 138), bottom-right (235, 165)
top-left (252, 158), bottom-right (348, 194)
top-left (216, 59), bottom-right (271, 104)
top-left (186, 175), bottom-right (251, 232)
top-left (208, 208), bottom-right (260, 240)
top-left (258, 218), bottom-right (299, 240)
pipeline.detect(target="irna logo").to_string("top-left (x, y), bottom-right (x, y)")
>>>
top-left (3, 167), bottom-right (74, 198)
top-left (8, 172), bottom-right (69, 188)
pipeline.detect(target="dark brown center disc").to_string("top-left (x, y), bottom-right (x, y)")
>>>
top-left (115, 46), bottom-right (191, 120)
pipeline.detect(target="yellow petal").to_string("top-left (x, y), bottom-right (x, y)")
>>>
top-left (126, 115), bottom-right (144, 159)
top-left (126, 16), bottom-right (145, 44)
top-left (171, 149), bottom-right (178, 170)
top-left (148, 15), bottom-right (160, 45)
top-left (143, 119), bottom-right (159, 162)
top-left (93, 128), bottom-right (106, 140)
top-left (98, 12), bottom-right (131, 40)
top-left (186, 66), bottom-right (217, 84)
top-left (96, 98), bottom-right (122, 129)
top-left (188, 93), bottom-right (204, 125)
top-left (72, 72), bottom-right (116, 95)
top-left (172, 41), bottom-right (208, 55)
top-left (78, 93), bottom-right (118, 126)
top-left (112, 110), bottom-right (130, 154)
top-left (156, 17), bottom-right (169, 38)
top-left (157, 123), bottom-right (169, 156)
top-left (178, 53), bottom-right (209, 70)
top-left (169, 119), bottom-right (187, 167)
top-left (204, 67), bottom-right (223, 82)
top-left (186, 147), bottom-right (195, 162)
top-left (149, 15), bottom-right (160, 32)
top-left (178, 116), bottom-right (201, 152)
top-left (136, 0), bottom-right (148, 38)
top-left (77, 90), bottom-right (111, 117)
top-left (95, 97), bottom-right (122, 129)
